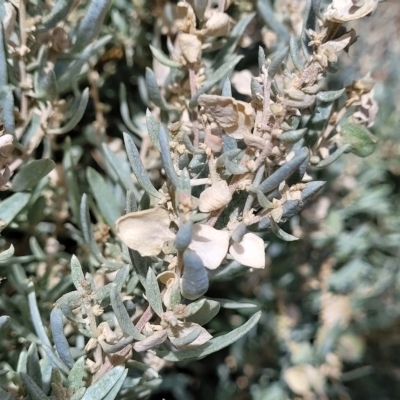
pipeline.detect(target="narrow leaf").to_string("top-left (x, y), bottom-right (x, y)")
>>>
top-left (67, 356), bottom-right (86, 391)
top-left (145, 268), bottom-right (163, 317)
top-left (145, 67), bottom-right (175, 111)
top-left (289, 36), bottom-right (304, 70)
top-left (270, 217), bottom-right (299, 241)
top-left (12, 159), bottom-right (55, 192)
top-left (20, 373), bottom-right (49, 400)
top-left (70, 255), bottom-right (85, 291)
top-left (50, 306), bottom-right (74, 368)
top-left (81, 366), bottom-right (126, 400)
top-left (157, 311), bottom-right (261, 361)
top-left (257, 0), bottom-right (289, 42)
top-left (48, 88), bottom-right (89, 134)
top-left (145, 109), bottom-right (160, 150)
top-left (185, 299), bottom-right (220, 326)
top-left (101, 368), bottom-right (128, 400)
top-left (159, 125), bottom-right (180, 188)
top-left (316, 88), bottom-right (345, 102)
top-left (110, 284), bottom-right (144, 340)
top-left (0, 245), bottom-right (14, 261)
top-left (39, 0), bottom-right (74, 31)
top-left (26, 343), bottom-right (43, 389)
top-left (149, 45), bottom-right (181, 68)
top-left (123, 132), bottom-right (161, 198)
top-left (86, 167), bottom-right (121, 228)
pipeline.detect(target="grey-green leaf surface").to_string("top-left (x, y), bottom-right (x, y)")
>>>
top-left (81, 366), bottom-right (126, 400)
top-left (185, 299), bottom-right (220, 326)
top-left (72, 0), bottom-right (112, 52)
top-left (316, 88), bottom-right (345, 102)
top-left (0, 245), bottom-right (14, 261)
top-left (20, 372), bottom-right (50, 400)
top-left (110, 284), bottom-right (144, 340)
top-left (145, 109), bottom-right (160, 150)
top-left (26, 343), bottom-right (43, 390)
top-left (157, 311), bottom-right (261, 361)
top-left (50, 306), bottom-right (75, 368)
top-left (70, 255), bottom-right (85, 291)
top-left (12, 159), bottom-right (55, 192)
top-left (68, 356), bottom-right (86, 391)
top-left (0, 192), bottom-right (30, 225)
top-left (87, 167), bottom-right (121, 228)
top-left (149, 45), bottom-right (181, 68)
top-left (48, 88), bottom-right (89, 134)
top-left (145, 268), bottom-right (163, 317)
top-left (270, 217), bottom-right (299, 241)
top-left (123, 132), bottom-right (161, 198)
top-left (101, 368), bottom-right (128, 400)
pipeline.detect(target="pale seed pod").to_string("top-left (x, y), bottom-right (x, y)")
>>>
top-left (175, 221), bottom-right (194, 251)
top-left (181, 249), bottom-right (209, 300)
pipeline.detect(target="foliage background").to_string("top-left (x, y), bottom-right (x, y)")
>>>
top-left (1, 0), bottom-right (400, 399)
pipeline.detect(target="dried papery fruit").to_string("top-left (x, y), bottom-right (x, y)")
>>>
top-left (229, 233), bottom-right (266, 269)
top-left (188, 224), bottom-right (230, 270)
top-left (198, 180), bottom-right (232, 212)
top-left (115, 208), bottom-right (175, 256)
top-left (181, 249), bottom-right (209, 300)
top-left (325, 0), bottom-right (378, 22)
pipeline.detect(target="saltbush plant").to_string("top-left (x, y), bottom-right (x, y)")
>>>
top-left (0, 0), bottom-right (386, 398)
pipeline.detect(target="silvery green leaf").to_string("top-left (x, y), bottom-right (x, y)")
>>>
top-left (209, 298), bottom-right (258, 309)
top-left (268, 46), bottom-right (289, 79)
top-left (177, 167), bottom-right (191, 194)
top-left (63, 139), bottom-right (81, 226)
top-left (157, 311), bottom-right (261, 361)
top-left (12, 159), bottom-right (55, 192)
top-left (189, 54), bottom-right (243, 109)
top-left (81, 366), bottom-right (126, 400)
top-left (80, 194), bottom-right (104, 262)
top-left (39, 0), bottom-right (74, 31)
top-left (341, 122), bottom-right (378, 158)
top-left (306, 101), bottom-right (333, 131)
top-left (119, 83), bottom-right (143, 136)
top-left (257, 0), bottom-right (289, 42)
top-left (251, 77), bottom-right (263, 103)
top-left (302, 0), bottom-right (316, 58)
top-left (221, 77), bottom-right (232, 97)
top-left (279, 128), bottom-right (307, 143)
top-left (312, 0), bottom-right (322, 19)
top-left (113, 264), bottom-right (130, 291)
top-left (149, 45), bottom-right (181, 68)
top-left (67, 356), bottom-right (86, 391)
top-left (0, 245), bottom-right (14, 261)
top-left (316, 88), bottom-right (345, 102)
top-left (72, 0), bottom-right (112, 52)
top-left (0, 90), bottom-right (15, 136)
top-left (100, 336), bottom-right (135, 353)
top-left (0, 21), bottom-right (7, 89)
top-left (48, 88), bottom-right (88, 134)
top-left (185, 299), bottom-right (220, 326)
top-left (175, 221), bottom-right (193, 251)
top-left (128, 248), bottom-right (147, 288)
top-left (270, 217), bottom-right (298, 241)
top-left (20, 372), bottom-right (50, 400)
top-left (0, 315), bottom-right (10, 333)
top-left (70, 255), bottom-right (85, 291)
top-left (50, 306), bottom-right (74, 368)
top-left (101, 368), bottom-right (128, 400)
top-left (57, 35), bottom-right (112, 93)
top-left (0, 192), bottom-right (30, 225)
top-left (110, 284), bottom-right (144, 340)
top-left (102, 143), bottom-right (136, 193)
top-left (193, 0), bottom-right (207, 21)
top-left (145, 109), bottom-right (160, 150)
top-left (86, 167), bottom-right (121, 228)
top-left (257, 147), bottom-right (309, 193)
top-left (315, 144), bottom-right (352, 168)
top-left (224, 159), bottom-right (248, 175)
top-left (159, 125), bottom-right (180, 188)
top-left (286, 153), bottom-right (309, 186)
top-left (27, 283), bottom-right (69, 375)
top-left (123, 132), bottom-right (161, 198)
top-left (289, 36), bottom-right (304, 70)
top-left (27, 343), bottom-right (43, 389)
top-left (0, 388), bottom-right (12, 400)
top-left (146, 268), bottom-right (163, 317)
top-left (169, 327), bottom-right (202, 347)
top-left (145, 67), bottom-right (175, 111)
top-left (216, 149), bottom-right (241, 168)
top-left (71, 387), bottom-right (86, 400)
top-left (126, 189), bottom-right (138, 213)
top-left (182, 133), bottom-right (201, 154)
